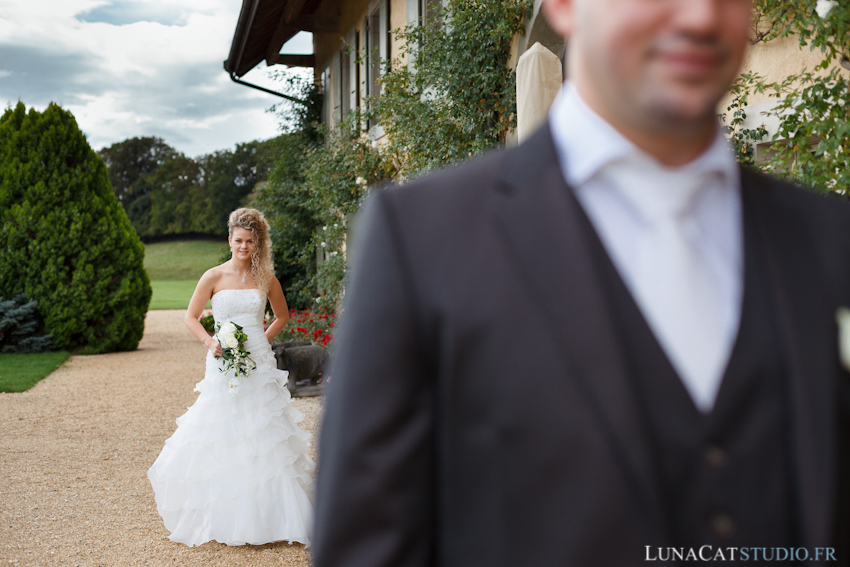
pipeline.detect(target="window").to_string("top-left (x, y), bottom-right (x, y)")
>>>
top-left (355, 30), bottom-right (361, 111)
top-left (386, 0), bottom-right (392, 67)
top-left (419, 0), bottom-right (440, 27)
top-left (365, 7), bottom-right (381, 128)
top-left (340, 49), bottom-right (351, 118)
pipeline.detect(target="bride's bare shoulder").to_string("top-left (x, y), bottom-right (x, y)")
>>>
top-left (198, 264), bottom-right (228, 286)
top-left (206, 263), bottom-right (230, 277)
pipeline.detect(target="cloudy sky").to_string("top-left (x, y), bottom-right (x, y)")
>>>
top-left (0, 0), bottom-right (313, 157)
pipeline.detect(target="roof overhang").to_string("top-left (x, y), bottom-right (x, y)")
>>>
top-left (224, 0), bottom-right (337, 78)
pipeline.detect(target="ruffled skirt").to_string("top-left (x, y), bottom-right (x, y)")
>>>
top-left (148, 341), bottom-right (315, 547)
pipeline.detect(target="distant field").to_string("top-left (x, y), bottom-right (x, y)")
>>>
top-left (145, 240), bottom-right (224, 310)
top-left (144, 239), bottom-right (226, 281)
top-left (149, 280), bottom-right (211, 311)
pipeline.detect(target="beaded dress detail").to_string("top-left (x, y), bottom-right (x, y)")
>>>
top-left (148, 289), bottom-right (314, 547)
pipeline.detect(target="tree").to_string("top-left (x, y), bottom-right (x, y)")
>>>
top-left (100, 136), bottom-right (280, 239)
top-left (99, 136), bottom-right (177, 204)
top-left (255, 133), bottom-right (318, 309)
top-left (0, 102), bottom-right (151, 353)
top-left (727, 0), bottom-right (849, 196)
top-left (146, 154), bottom-right (214, 235)
top-left (99, 137), bottom-right (178, 234)
top-left (200, 139), bottom-right (279, 230)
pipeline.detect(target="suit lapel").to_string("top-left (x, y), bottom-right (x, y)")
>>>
top-left (741, 168), bottom-right (836, 550)
top-left (488, 124), bottom-right (668, 529)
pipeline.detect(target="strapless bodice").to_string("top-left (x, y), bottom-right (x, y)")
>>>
top-left (210, 288), bottom-right (271, 362)
top-left (211, 288), bottom-right (266, 328)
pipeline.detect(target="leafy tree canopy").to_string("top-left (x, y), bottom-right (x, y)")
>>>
top-left (100, 135), bottom-right (280, 238)
top-left (99, 136), bottom-right (177, 205)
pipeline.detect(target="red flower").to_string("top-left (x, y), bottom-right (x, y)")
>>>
top-left (296, 327), bottom-right (307, 333)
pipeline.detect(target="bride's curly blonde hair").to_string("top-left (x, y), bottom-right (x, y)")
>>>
top-left (228, 208), bottom-right (275, 293)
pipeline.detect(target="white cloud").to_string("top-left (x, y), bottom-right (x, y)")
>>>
top-left (0, 0), bottom-right (295, 157)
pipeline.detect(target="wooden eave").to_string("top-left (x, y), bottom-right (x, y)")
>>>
top-left (224, 0), bottom-right (338, 77)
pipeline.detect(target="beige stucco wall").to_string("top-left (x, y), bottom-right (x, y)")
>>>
top-left (719, 35), bottom-right (849, 147)
top-left (390, 0), bottom-right (407, 66)
top-left (719, 35), bottom-right (842, 111)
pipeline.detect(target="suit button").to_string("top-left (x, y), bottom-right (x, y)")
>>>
top-left (705, 445), bottom-right (728, 468)
top-left (711, 513), bottom-right (736, 539)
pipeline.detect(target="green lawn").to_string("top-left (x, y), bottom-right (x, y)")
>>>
top-left (0, 351), bottom-right (71, 393)
top-left (149, 280), bottom-right (212, 311)
top-left (145, 240), bottom-right (224, 310)
top-left (144, 239), bottom-right (226, 281)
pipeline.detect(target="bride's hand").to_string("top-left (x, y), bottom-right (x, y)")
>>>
top-left (206, 338), bottom-right (223, 357)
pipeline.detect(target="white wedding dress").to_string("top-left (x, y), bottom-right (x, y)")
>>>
top-left (148, 288), bottom-right (315, 547)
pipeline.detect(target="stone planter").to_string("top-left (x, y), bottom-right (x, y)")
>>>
top-left (272, 342), bottom-right (329, 397)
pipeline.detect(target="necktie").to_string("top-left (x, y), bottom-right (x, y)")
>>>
top-left (606, 162), bottom-right (727, 412)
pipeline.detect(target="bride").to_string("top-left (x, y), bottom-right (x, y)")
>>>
top-left (148, 207), bottom-right (314, 547)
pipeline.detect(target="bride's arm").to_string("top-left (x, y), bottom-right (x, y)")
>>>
top-left (185, 270), bottom-right (223, 357)
top-left (264, 277), bottom-right (290, 343)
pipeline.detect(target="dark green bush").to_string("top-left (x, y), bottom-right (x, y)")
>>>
top-left (0, 294), bottom-right (54, 353)
top-left (0, 102), bottom-right (151, 353)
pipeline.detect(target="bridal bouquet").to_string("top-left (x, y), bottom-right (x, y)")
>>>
top-left (215, 321), bottom-right (256, 393)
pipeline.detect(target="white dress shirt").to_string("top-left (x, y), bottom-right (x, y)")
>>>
top-left (548, 82), bottom-right (744, 412)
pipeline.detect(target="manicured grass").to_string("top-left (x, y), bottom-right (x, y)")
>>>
top-left (149, 280), bottom-right (211, 311)
top-left (145, 240), bottom-right (223, 310)
top-left (0, 351), bottom-right (71, 393)
top-left (144, 239), bottom-right (226, 281)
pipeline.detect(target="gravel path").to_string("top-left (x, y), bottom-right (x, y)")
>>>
top-left (0, 310), bottom-right (322, 567)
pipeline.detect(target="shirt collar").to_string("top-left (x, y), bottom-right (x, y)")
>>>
top-left (548, 81), bottom-right (739, 190)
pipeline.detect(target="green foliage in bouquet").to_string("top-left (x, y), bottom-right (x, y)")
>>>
top-left (0, 102), bottom-right (152, 353)
top-left (214, 320), bottom-right (256, 381)
top-left (0, 294), bottom-right (54, 353)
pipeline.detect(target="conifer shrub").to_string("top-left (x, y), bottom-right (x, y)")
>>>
top-left (0, 102), bottom-right (151, 353)
top-left (0, 294), bottom-right (54, 353)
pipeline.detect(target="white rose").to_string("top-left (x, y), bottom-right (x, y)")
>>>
top-left (218, 322), bottom-right (237, 338)
top-left (228, 377), bottom-right (240, 394)
top-left (837, 307), bottom-right (850, 372)
top-left (225, 336), bottom-right (239, 349)
top-left (355, 176), bottom-right (367, 186)
top-left (816, 0), bottom-right (838, 18)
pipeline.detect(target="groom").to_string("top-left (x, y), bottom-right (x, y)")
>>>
top-left (314, 0), bottom-right (850, 565)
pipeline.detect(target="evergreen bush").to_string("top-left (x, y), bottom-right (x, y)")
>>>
top-left (0, 294), bottom-right (54, 353)
top-left (0, 102), bottom-right (151, 353)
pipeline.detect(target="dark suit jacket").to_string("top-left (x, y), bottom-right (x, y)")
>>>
top-left (313, 124), bottom-right (850, 566)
